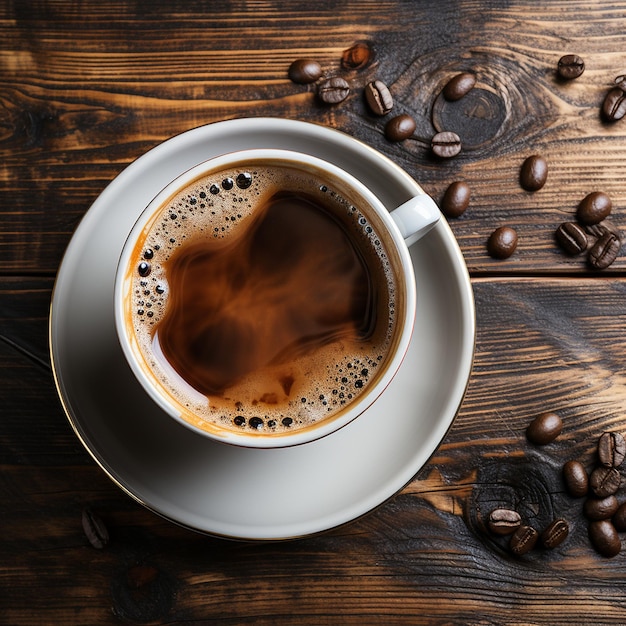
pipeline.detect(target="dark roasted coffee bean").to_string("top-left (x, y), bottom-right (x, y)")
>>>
top-left (509, 525), bottom-right (539, 556)
top-left (82, 507), bottom-right (109, 549)
top-left (590, 466), bottom-right (621, 497)
top-left (588, 231), bottom-right (621, 270)
top-left (541, 518), bottom-right (569, 549)
top-left (584, 495), bottom-right (619, 520)
top-left (598, 431), bottom-right (626, 468)
top-left (442, 72), bottom-right (476, 101)
top-left (341, 40), bottom-right (374, 70)
top-left (526, 411), bottom-right (562, 445)
top-left (557, 54), bottom-right (585, 80)
top-left (488, 508), bottom-right (522, 535)
top-left (577, 191), bottom-right (612, 225)
top-left (288, 58), bottom-right (323, 84)
top-left (589, 520), bottom-right (621, 557)
top-left (431, 131), bottom-right (462, 158)
top-left (613, 501), bottom-right (626, 531)
top-left (384, 114), bottom-right (416, 142)
top-left (317, 77), bottom-right (350, 104)
top-left (602, 86), bottom-right (626, 122)
top-left (364, 80), bottom-right (393, 116)
top-left (487, 226), bottom-right (518, 259)
top-left (441, 181), bottom-right (470, 218)
top-left (555, 222), bottom-right (588, 255)
top-left (562, 460), bottom-right (588, 497)
top-left (519, 155), bottom-right (548, 191)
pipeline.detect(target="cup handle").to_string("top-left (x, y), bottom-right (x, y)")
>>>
top-left (390, 194), bottom-right (441, 247)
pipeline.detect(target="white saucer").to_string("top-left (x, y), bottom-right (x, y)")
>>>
top-left (50, 118), bottom-right (475, 540)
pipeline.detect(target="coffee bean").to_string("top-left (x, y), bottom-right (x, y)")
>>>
top-left (441, 181), bottom-right (471, 218)
top-left (487, 226), bottom-right (518, 259)
top-left (488, 508), bottom-right (522, 535)
top-left (588, 519), bottom-right (621, 557)
top-left (562, 460), bottom-right (588, 497)
top-left (341, 41), bottom-right (374, 70)
top-left (577, 191), bottom-right (612, 225)
top-left (442, 72), bottom-right (476, 101)
top-left (82, 507), bottom-right (109, 549)
top-left (384, 114), bottom-right (416, 142)
top-left (509, 525), bottom-right (539, 556)
top-left (613, 501), bottom-right (626, 531)
top-left (364, 80), bottom-right (393, 116)
top-left (317, 77), bottom-right (350, 104)
top-left (589, 466), bottom-right (621, 497)
top-left (602, 86), bottom-right (626, 122)
top-left (526, 412), bottom-right (562, 445)
top-left (555, 222), bottom-right (588, 255)
top-left (541, 518), bottom-right (569, 549)
top-left (588, 230), bottom-right (621, 270)
top-left (557, 54), bottom-right (585, 80)
top-left (584, 495), bottom-right (619, 520)
top-left (519, 155), bottom-right (548, 191)
top-left (431, 131), bottom-right (462, 158)
top-left (598, 431), bottom-right (626, 468)
top-left (288, 58), bottom-right (323, 84)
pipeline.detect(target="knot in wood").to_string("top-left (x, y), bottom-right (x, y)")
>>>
top-left (432, 88), bottom-right (505, 150)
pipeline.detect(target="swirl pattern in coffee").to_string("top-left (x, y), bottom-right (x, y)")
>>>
top-left (123, 159), bottom-right (403, 438)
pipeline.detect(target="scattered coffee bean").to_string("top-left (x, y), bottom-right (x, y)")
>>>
top-left (317, 77), bottom-right (350, 104)
top-left (562, 460), bottom-right (589, 497)
top-left (526, 412), bottom-right (562, 445)
top-left (588, 519), bottom-right (621, 557)
top-left (431, 131), bottom-right (462, 158)
top-left (442, 72), bottom-right (476, 101)
top-left (82, 507), bottom-right (109, 550)
top-left (441, 181), bottom-right (471, 218)
top-left (341, 41), bottom-right (374, 70)
top-left (557, 54), bottom-right (585, 80)
top-left (589, 466), bottom-right (621, 498)
top-left (487, 226), bottom-right (518, 259)
top-left (509, 525), bottom-right (539, 556)
top-left (588, 230), bottom-right (621, 270)
top-left (584, 495), bottom-right (619, 520)
top-left (288, 58), bottom-right (323, 84)
top-left (364, 80), bottom-right (393, 116)
top-left (577, 191), bottom-right (612, 225)
top-left (602, 86), bottom-right (626, 122)
top-left (520, 155), bottom-right (548, 191)
top-left (555, 222), bottom-right (588, 255)
top-left (598, 431), bottom-right (626, 468)
top-left (541, 518), bottom-right (569, 549)
top-left (612, 501), bottom-right (626, 531)
top-left (488, 508), bottom-right (522, 535)
top-left (384, 114), bottom-right (416, 142)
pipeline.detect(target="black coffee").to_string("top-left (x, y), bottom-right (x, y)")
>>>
top-left (124, 160), bottom-right (402, 437)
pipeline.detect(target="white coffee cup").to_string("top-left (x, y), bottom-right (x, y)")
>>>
top-left (114, 149), bottom-right (440, 448)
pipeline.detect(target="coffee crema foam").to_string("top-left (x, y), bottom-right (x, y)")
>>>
top-left (124, 160), bottom-right (402, 438)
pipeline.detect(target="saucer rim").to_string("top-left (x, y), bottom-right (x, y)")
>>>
top-left (49, 117), bottom-right (475, 540)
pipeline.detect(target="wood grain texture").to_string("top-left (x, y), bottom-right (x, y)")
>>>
top-left (2, 1), bottom-right (626, 274)
top-left (4, 1), bottom-right (626, 624)
top-left (3, 278), bottom-right (626, 624)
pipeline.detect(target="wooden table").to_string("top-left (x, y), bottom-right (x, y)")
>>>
top-left (3, 1), bottom-right (626, 623)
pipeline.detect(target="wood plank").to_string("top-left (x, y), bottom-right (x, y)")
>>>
top-left (3, 276), bottom-right (626, 623)
top-left (1, 1), bottom-right (626, 274)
